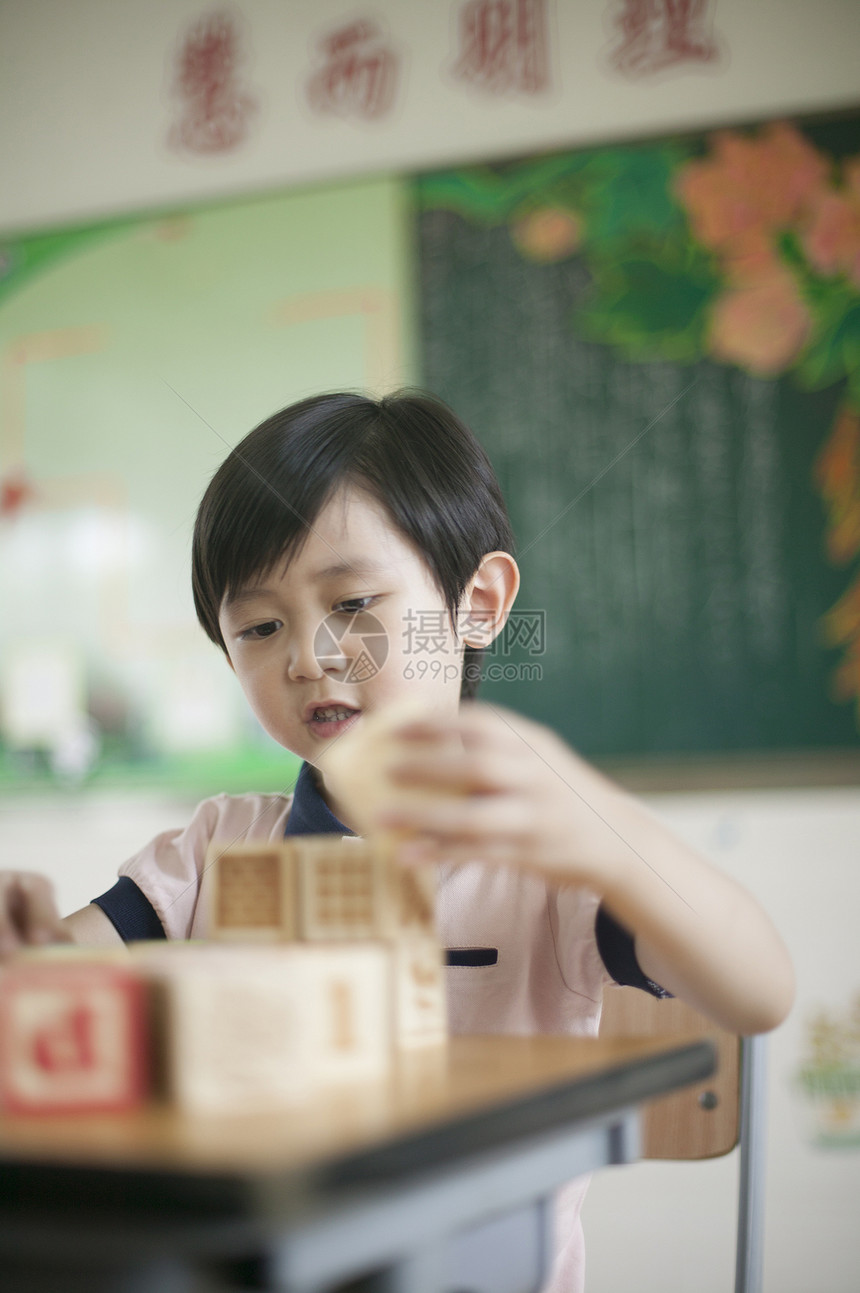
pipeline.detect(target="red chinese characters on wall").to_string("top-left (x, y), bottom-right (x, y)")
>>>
top-left (307, 21), bottom-right (399, 122)
top-left (169, 11), bottom-right (258, 153)
top-left (607, 0), bottom-right (722, 78)
top-left (0, 471), bottom-right (36, 520)
top-left (452, 0), bottom-right (551, 95)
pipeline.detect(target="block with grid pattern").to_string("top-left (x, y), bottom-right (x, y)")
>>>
top-left (207, 843), bottom-right (297, 940)
top-left (294, 837), bottom-right (384, 940)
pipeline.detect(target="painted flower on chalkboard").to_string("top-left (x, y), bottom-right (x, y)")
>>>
top-left (817, 408), bottom-right (860, 715)
top-left (669, 124), bottom-right (860, 407)
top-left (802, 159), bottom-right (860, 288)
top-left (675, 123), bottom-right (828, 260)
top-left (675, 123), bottom-right (826, 374)
top-left (823, 578), bottom-right (860, 711)
top-left (706, 264), bottom-right (812, 375)
top-left (816, 407), bottom-right (860, 567)
top-left (511, 207), bottom-right (583, 262)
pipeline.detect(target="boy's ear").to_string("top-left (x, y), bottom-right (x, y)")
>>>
top-left (459, 552), bottom-right (520, 649)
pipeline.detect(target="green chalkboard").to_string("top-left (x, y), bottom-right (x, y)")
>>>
top-left (415, 113), bottom-right (860, 758)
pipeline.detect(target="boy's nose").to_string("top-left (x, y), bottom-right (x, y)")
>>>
top-left (286, 640), bottom-right (325, 682)
top-left (286, 623), bottom-right (345, 682)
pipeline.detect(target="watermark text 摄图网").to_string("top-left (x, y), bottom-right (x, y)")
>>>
top-left (312, 607), bottom-right (547, 685)
top-left (402, 609), bottom-right (546, 658)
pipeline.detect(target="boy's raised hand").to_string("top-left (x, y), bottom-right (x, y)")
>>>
top-left (369, 701), bottom-right (795, 1035)
top-left (0, 872), bottom-right (72, 959)
top-left (369, 702), bottom-right (628, 885)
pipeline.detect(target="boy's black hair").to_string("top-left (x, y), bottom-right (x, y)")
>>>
top-left (192, 390), bottom-right (515, 699)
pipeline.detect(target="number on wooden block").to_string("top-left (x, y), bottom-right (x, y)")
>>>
top-left (329, 979), bottom-right (357, 1051)
top-left (301, 944), bottom-right (392, 1082)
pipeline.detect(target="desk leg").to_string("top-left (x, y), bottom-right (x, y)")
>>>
top-left (280, 1198), bottom-right (553, 1293)
top-left (444, 1198), bottom-right (554, 1293)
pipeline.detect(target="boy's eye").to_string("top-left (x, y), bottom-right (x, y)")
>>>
top-left (239, 620), bottom-right (280, 641)
top-left (334, 596), bottom-right (376, 614)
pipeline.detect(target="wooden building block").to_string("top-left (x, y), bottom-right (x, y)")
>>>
top-left (295, 835), bottom-right (437, 943)
top-left (323, 700), bottom-right (443, 839)
top-left (390, 937), bottom-right (448, 1049)
top-left (205, 833), bottom-right (446, 1053)
top-left (389, 855), bottom-right (436, 940)
top-left (132, 942), bottom-right (392, 1111)
top-left (298, 943), bottom-right (392, 1083)
top-left (294, 836), bottom-right (388, 941)
top-left (138, 944), bottom-right (314, 1113)
top-left (15, 944), bottom-right (132, 965)
top-left (320, 701), bottom-right (448, 941)
top-left (205, 841), bottom-right (297, 941)
top-left (0, 961), bottom-right (148, 1114)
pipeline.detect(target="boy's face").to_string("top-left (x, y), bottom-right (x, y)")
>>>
top-left (218, 486), bottom-right (466, 782)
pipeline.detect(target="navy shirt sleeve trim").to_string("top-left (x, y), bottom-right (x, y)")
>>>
top-left (91, 877), bottom-right (167, 943)
top-left (596, 902), bottom-right (672, 998)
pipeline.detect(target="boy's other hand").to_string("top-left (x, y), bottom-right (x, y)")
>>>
top-left (0, 872), bottom-right (72, 959)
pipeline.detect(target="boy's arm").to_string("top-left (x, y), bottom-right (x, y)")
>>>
top-left (0, 872), bottom-right (124, 956)
top-left (576, 773), bottom-right (795, 1034)
top-left (63, 903), bottom-right (125, 947)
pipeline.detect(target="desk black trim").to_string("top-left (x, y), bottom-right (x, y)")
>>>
top-left (320, 1038), bottom-right (715, 1190)
top-left (0, 1039), bottom-right (715, 1229)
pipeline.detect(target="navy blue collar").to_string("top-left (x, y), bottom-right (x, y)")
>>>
top-left (284, 761), bottom-right (354, 837)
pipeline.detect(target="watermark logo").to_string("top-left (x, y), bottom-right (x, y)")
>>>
top-left (314, 609), bottom-right (388, 684)
top-left (313, 608), bottom-right (547, 686)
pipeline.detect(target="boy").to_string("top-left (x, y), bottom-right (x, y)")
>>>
top-left (0, 391), bottom-right (794, 1291)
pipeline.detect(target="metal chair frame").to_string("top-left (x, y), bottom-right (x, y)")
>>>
top-left (735, 1034), bottom-right (767, 1293)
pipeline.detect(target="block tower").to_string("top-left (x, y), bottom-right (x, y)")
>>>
top-left (206, 833), bottom-right (446, 1049)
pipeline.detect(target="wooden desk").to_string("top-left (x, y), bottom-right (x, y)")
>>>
top-left (0, 1034), bottom-right (715, 1293)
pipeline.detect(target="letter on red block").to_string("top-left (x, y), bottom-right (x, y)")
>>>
top-left (0, 963), bottom-right (148, 1114)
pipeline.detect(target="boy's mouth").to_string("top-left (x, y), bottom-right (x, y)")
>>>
top-left (304, 704), bottom-right (361, 738)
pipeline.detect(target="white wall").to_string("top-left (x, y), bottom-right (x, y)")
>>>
top-left (2, 0), bottom-right (860, 234)
top-left (586, 787), bottom-right (860, 1293)
top-left (3, 783), bottom-right (858, 1291)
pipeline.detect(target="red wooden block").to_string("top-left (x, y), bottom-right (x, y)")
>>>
top-left (0, 962), bottom-right (148, 1114)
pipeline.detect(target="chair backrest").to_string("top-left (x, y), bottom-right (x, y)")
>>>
top-left (599, 985), bottom-right (739, 1159)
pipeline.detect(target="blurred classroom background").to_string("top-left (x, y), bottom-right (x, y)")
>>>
top-left (1, 2), bottom-right (859, 1290)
